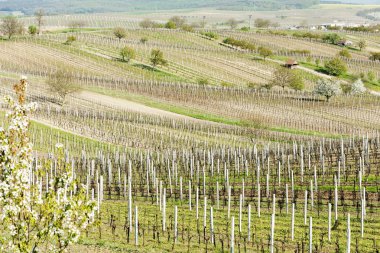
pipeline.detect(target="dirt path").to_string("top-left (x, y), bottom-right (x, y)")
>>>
top-left (76, 90), bottom-right (216, 124)
top-left (369, 90), bottom-right (380, 96)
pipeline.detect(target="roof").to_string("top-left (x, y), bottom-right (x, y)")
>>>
top-left (337, 40), bottom-right (353, 44)
top-left (285, 59), bottom-right (298, 65)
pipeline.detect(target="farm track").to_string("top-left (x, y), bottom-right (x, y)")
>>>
top-left (76, 90), bottom-right (220, 125)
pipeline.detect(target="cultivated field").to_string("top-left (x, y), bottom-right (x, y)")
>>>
top-left (1, 5), bottom-right (380, 252)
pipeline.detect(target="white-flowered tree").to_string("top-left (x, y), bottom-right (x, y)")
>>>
top-left (350, 79), bottom-right (366, 95)
top-left (313, 78), bottom-right (342, 102)
top-left (0, 77), bottom-right (97, 252)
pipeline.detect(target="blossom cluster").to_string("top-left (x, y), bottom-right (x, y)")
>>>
top-left (0, 78), bottom-right (96, 252)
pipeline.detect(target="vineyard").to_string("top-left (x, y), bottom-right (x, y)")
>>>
top-left (1, 9), bottom-right (380, 253)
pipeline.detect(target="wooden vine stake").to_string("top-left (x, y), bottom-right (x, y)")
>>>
top-left (347, 213), bottom-right (351, 253)
top-left (291, 203), bottom-right (295, 241)
top-left (270, 213), bottom-right (275, 253)
top-left (174, 206), bottom-right (178, 243)
top-left (230, 216), bottom-right (235, 253)
top-left (248, 204), bottom-right (251, 242)
top-left (135, 206), bottom-right (138, 246)
top-left (309, 217), bottom-right (312, 253)
top-left (304, 190), bottom-right (308, 225)
top-left (328, 203), bottom-right (331, 242)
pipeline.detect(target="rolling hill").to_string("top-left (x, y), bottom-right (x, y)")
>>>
top-left (0, 0), bottom-right (320, 14)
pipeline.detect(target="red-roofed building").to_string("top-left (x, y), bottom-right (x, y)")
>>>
top-left (285, 59), bottom-right (299, 69)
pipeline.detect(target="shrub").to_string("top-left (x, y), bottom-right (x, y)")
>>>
top-left (289, 72), bottom-right (305, 91)
top-left (324, 57), bottom-right (347, 76)
top-left (367, 71), bottom-right (376, 81)
top-left (262, 83), bottom-right (274, 90)
top-left (197, 78), bottom-right (209, 86)
top-left (153, 23), bottom-right (165, 29)
top-left (290, 49), bottom-right (311, 55)
top-left (223, 37), bottom-right (256, 51)
top-left (201, 31), bottom-right (219, 39)
top-left (247, 82), bottom-right (258, 89)
top-left (120, 46), bottom-right (135, 63)
top-left (181, 24), bottom-right (194, 32)
top-left (28, 25), bottom-right (37, 36)
top-left (258, 46), bottom-right (273, 60)
top-left (292, 31), bottom-right (320, 40)
top-left (165, 21), bottom-right (176, 29)
top-left (150, 49), bottom-right (168, 69)
top-left (338, 49), bottom-right (351, 59)
top-left (269, 30), bottom-right (287, 36)
top-left (221, 81), bottom-right (233, 87)
top-left (322, 33), bottom-right (342, 44)
top-left (140, 37), bottom-right (148, 44)
top-left (65, 35), bottom-right (76, 45)
top-left (370, 52), bottom-right (380, 61)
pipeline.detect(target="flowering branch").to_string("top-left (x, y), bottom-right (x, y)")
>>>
top-left (0, 77), bottom-right (96, 252)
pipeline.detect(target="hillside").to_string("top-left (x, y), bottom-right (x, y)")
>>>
top-left (0, 0), bottom-right (320, 14)
top-left (0, 2), bottom-right (380, 251)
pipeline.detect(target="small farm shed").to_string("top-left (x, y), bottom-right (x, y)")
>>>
top-left (337, 40), bottom-right (353, 47)
top-left (285, 59), bottom-right (299, 69)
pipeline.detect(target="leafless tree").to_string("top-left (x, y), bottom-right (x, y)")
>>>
top-left (34, 9), bottom-right (45, 34)
top-left (1, 16), bottom-right (23, 39)
top-left (46, 70), bottom-right (81, 105)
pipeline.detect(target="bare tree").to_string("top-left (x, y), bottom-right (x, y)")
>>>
top-left (227, 18), bottom-right (238, 29)
top-left (358, 40), bottom-right (366, 51)
top-left (254, 18), bottom-right (271, 28)
top-left (67, 20), bottom-right (86, 32)
top-left (271, 67), bottom-right (304, 91)
top-left (113, 27), bottom-right (126, 41)
top-left (139, 19), bottom-right (154, 29)
top-left (1, 16), bottom-right (23, 39)
top-left (46, 70), bottom-right (81, 105)
top-left (258, 46), bottom-right (273, 60)
top-left (34, 9), bottom-right (45, 34)
top-left (169, 16), bottom-right (186, 28)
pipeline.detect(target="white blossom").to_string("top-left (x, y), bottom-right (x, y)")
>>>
top-left (55, 143), bottom-right (64, 149)
top-left (313, 79), bottom-right (342, 101)
top-left (0, 79), bottom-right (96, 252)
top-left (351, 79), bottom-right (366, 94)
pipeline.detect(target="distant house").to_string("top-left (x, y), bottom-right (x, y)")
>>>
top-left (337, 40), bottom-right (353, 47)
top-left (285, 59), bottom-right (299, 69)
